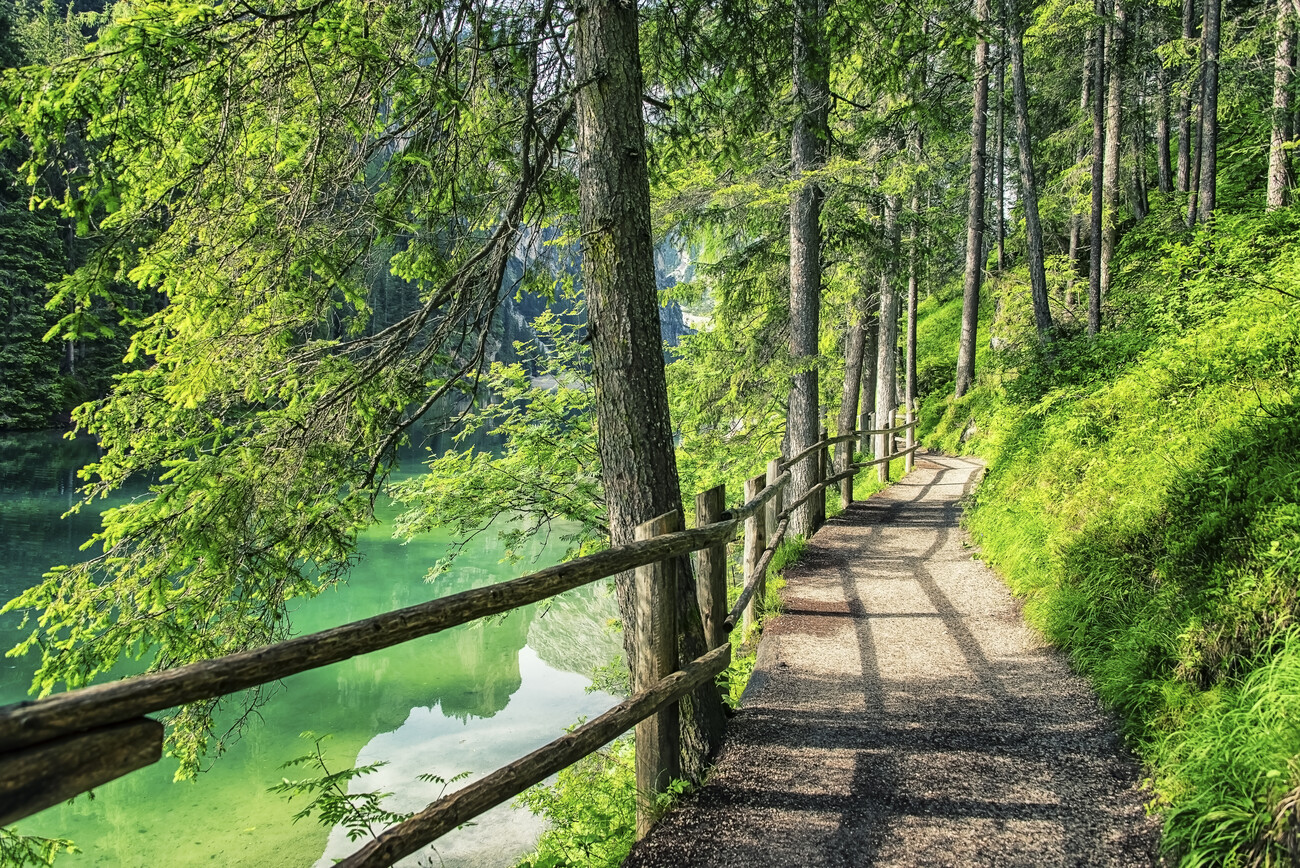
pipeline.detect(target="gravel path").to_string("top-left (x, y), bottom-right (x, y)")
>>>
top-left (623, 452), bottom-right (1161, 868)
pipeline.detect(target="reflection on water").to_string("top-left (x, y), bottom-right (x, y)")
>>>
top-left (0, 432), bottom-right (622, 866)
top-left (315, 648), bottom-right (617, 868)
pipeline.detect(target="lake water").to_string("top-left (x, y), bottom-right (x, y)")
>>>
top-left (0, 432), bottom-right (623, 867)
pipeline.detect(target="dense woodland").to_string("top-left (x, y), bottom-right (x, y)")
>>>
top-left (0, 0), bottom-right (1298, 863)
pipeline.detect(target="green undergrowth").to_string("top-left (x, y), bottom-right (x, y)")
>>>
top-left (916, 199), bottom-right (1300, 866)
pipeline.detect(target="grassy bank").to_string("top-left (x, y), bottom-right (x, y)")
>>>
top-left (917, 199), bottom-right (1300, 865)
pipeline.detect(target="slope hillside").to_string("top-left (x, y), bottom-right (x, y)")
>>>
top-left (917, 198), bottom-right (1300, 865)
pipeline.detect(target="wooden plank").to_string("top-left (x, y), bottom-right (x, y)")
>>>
top-left (726, 471), bottom-right (790, 524)
top-left (823, 466), bottom-right (858, 488)
top-left (723, 517), bottom-right (789, 633)
top-left (780, 437), bottom-right (823, 473)
top-left (742, 473), bottom-right (767, 635)
top-left (695, 485), bottom-right (728, 650)
top-left (0, 520), bottom-right (737, 753)
top-left (0, 717), bottom-right (162, 825)
top-left (336, 644), bottom-right (732, 868)
top-left (780, 481), bottom-right (822, 522)
top-left (633, 511), bottom-right (680, 839)
top-left (781, 432), bottom-right (856, 473)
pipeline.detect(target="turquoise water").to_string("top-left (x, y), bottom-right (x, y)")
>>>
top-left (0, 432), bottom-right (622, 867)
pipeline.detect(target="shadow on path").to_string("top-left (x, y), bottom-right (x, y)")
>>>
top-left (623, 452), bottom-right (1160, 868)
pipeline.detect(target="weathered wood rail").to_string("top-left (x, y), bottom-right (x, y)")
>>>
top-left (0, 402), bottom-right (918, 867)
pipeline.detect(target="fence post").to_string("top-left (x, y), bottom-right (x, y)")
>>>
top-left (877, 408), bottom-right (892, 484)
top-left (762, 458), bottom-right (781, 618)
top-left (839, 429), bottom-right (854, 512)
top-left (766, 458), bottom-right (782, 542)
top-left (905, 399), bottom-right (916, 473)
top-left (818, 427), bottom-right (830, 527)
top-left (633, 510), bottom-right (680, 839)
top-left (695, 485), bottom-right (727, 650)
top-left (742, 472), bottom-right (767, 635)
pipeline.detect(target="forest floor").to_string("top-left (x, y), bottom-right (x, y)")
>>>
top-left (623, 452), bottom-right (1162, 867)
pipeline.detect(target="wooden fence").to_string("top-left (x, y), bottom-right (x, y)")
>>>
top-left (0, 402), bottom-right (918, 868)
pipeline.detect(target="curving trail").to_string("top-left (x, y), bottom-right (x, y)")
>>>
top-left (623, 452), bottom-right (1160, 868)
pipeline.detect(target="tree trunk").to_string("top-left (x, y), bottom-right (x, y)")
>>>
top-left (1186, 72), bottom-right (1204, 227)
top-left (1134, 101), bottom-right (1150, 218)
top-left (1176, 0), bottom-right (1197, 192)
top-left (1069, 49), bottom-right (1091, 310)
top-left (876, 196), bottom-right (901, 458)
top-left (1270, 0), bottom-right (1293, 209)
top-left (1294, 32), bottom-right (1300, 146)
top-left (1007, 4), bottom-right (1052, 336)
top-left (1100, 0), bottom-right (1126, 301)
top-left (1156, 44), bottom-right (1174, 193)
top-left (1089, 4), bottom-right (1106, 335)
top-left (860, 302), bottom-right (878, 438)
top-left (906, 186), bottom-right (921, 408)
top-left (955, 0), bottom-right (990, 396)
top-left (1196, 0), bottom-right (1220, 222)
top-left (574, 0), bottom-right (723, 780)
top-left (835, 305), bottom-right (867, 479)
top-left (996, 41), bottom-right (1006, 274)
top-left (787, 0), bottom-right (830, 536)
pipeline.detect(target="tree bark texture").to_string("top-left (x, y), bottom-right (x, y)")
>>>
top-left (835, 309), bottom-right (867, 481)
top-left (787, 0), bottom-right (830, 537)
top-left (996, 44), bottom-right (1006, 274)
top-left (574, 0), bottom-right (723, 779)
top-left (1100, 0), bottom-right (1126, 301)
top-left (1089, 7), bottom-right (1106, 335)
top-left (1069, 49), bottom-right (1091, 309)
top-left (876, 197), bottom-right (901, 460)
top-left (1177, 0), bottom-right (1197, 192)
top-left (1007, 5), bottom-right (1053, 335)
top-left (907, 193), bottom-right (920, 406)
top-left (955, 0), bottom-right (990, 396)
top-left (1271, 0), bottom-right (1294, 209)
top-left (860, 303), bottom-right (878, 438)
top-left (1156, 48), bottom-right (1174, 193)
top-left (1134, 111), bottom-right (1150, 219)
top-left (1196, 0), bottom-right (1220, 222)
top-left (1187, 72), bottom-right (1204, 227)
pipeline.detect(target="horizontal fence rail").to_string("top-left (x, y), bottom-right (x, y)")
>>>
top-left (0, 523), bottom-right (740, 752)
top-left (337, 644), bottom-right (732, 868)
top-left (0, 402), bottom-right (919, 865)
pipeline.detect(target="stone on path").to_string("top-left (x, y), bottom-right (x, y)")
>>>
top-left (623, 452), bottom-right (1160, 868)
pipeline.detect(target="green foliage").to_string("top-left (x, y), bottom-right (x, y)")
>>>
top-left (268, 732), bottom-right (414, 843)
top-left (1160, 631), bottom-right (1300, 866)
top-left (392, 307), bottom-right (605, 575)
top-left (511, 738), bottom-right (672, 868)
top-left (0, 828), bottom-right (77, 867)
top-left (916, 205), bottom-right (1300, 866)
top-left (0, 172), bottom-right (63, 429)
top-left (0, 0), bottom-right (576, 774)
